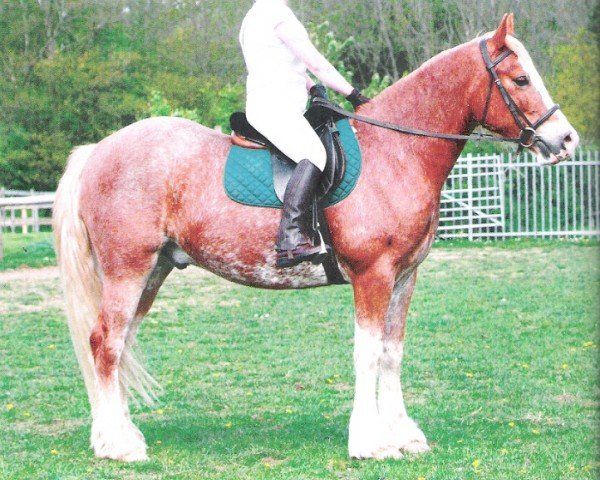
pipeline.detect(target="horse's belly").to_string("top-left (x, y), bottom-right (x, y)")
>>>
top-left (196, 253), bottom-right (331, 289)
top-left (173, 185), bottom-right (334, 289)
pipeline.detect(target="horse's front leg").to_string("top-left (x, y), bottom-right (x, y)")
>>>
top-left (378, 269), bottom-right (429, 454)
top-left (348, 268), bottom-right (428, 459)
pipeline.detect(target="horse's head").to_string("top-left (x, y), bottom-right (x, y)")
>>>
top-left (475, 14), bottom-right (579, 165)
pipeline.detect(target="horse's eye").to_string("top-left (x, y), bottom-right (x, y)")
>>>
top-left (514, 76), bottom-right (530, 87)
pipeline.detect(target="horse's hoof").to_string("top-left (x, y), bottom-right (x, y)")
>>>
top-left (348, 415), bottom-right (405, 460)
top-left (373, 447), bottom-right (404, 460)
top-left (349, 445), bottom-right (403, 460)
top-left (91, 420), bottom-right (148, 462)
top-left (400, 439), bottom-right (431, 454)
top-left (117, 448), bottom-right (149, 462)
top-left (390, 417), bottom-right (430, 454)
top-left (93, 442), bottom-right (148, 462)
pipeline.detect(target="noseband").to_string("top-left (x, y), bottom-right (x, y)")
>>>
top-left (313, 37), bottom-right (561, 152)
top-left (478, 39), bottom-right (560, 152)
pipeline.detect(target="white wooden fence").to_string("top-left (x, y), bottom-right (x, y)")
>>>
top-left (0, 189), bottom-right (55, 234)
top-left (439, 150), bottom-right (600, 240)
top-left (0, 190), bottom-right (55, 261)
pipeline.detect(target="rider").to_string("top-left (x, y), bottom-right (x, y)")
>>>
top-left (239, 0), bottom-right (369, 268)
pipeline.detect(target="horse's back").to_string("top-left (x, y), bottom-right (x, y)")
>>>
top-left (78, 117), bottom-right (231, 276)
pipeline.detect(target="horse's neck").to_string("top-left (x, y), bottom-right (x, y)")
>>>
top-left (359, 42), bottom-right (480, 191)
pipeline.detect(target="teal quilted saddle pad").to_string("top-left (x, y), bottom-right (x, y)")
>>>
top-left (224, 119), bottom-right (361, 208)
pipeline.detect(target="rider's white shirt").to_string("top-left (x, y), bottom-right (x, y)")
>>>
top-left (239, 0), bottom-right (326, 169)
top-left (239, 0), bottom-right (308, 111)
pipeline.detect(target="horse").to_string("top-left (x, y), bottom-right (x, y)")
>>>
top-left (53, 14), bottom-right (578, 461)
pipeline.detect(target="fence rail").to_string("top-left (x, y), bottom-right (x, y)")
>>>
top-left (0, 190), bottom-right (55, 235)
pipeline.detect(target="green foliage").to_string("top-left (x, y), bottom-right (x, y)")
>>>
top-left (547, 30), bottom-right (599, 145)
top-left (0, 3), bottom-right (597, 190)
top-left (142, 83), bottom-right (244, 131)
top-left (308, 22), bottom-right (392, 108)
top-left (0, 47), bottom-right (148, 190)
top-left (461, 140), bottom-right (512, 156)
top-left (145, 90), bottom-right (200, 122)
top-left (0, 132), bottom-right (70, 191)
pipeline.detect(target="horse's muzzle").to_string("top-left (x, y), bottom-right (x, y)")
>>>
top-left (533, 128), bottom-right (579, 166)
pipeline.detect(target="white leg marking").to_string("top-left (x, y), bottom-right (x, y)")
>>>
top-left (91, 373), bottom-right (148, 462)
top-left (378, 340), bottom-right (429, 453)
top-left (348, 323), bottom-right (402, 459)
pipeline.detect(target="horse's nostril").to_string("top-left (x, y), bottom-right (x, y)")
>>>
top-left (560, 133), bottom-right (573, 151)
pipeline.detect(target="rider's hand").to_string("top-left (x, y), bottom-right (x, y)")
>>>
top-left (346, 88), bottom-right (370, 110)
top-left (310, 84), bottom-right (328, 101)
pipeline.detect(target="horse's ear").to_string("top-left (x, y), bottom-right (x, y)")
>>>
top-left (490, 14), bottom-right (509, 50)
top-left (507, 13), bottom-right (515, 36)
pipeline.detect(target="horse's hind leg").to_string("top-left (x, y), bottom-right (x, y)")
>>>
top-left (89, 257), bottom-right (168, 461)
top-left (378, 270), bottom-right (429, 454)
top-left (119, 255), bottom-right (173, 408)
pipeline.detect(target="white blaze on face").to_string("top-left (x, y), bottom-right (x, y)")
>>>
top-left (506, 36), bottom-right (579, 164)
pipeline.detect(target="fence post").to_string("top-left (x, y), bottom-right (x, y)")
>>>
top-left (467, 154), bottom-right (474, 241)
top-left (498, 153), bottom-right (506, 238)
top-left (30, 188), bottom-right (39, 233)
top-left (21, 207), bottom-right (28, 235)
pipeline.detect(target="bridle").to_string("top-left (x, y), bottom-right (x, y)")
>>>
top-left (478, 39), bottom-right (560, 153)
top-left (313, 38), bottom-right (560, 152)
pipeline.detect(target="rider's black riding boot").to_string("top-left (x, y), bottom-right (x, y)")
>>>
top-left (275, 159), bottom-right (329, 268)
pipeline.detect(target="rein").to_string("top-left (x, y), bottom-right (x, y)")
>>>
top-left (313, 38), bottom-right (560, 151)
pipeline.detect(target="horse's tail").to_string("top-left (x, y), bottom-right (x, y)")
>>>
top-left (53, 145), bottom-right (159, 410)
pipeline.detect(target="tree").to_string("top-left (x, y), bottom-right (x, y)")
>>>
top-left (547, 30), bottom-right (599, 145)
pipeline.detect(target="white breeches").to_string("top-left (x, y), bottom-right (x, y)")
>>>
top-left (246, 97), bottom-right (327, 172)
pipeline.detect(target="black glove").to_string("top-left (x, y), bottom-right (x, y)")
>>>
top-left (310, 84), bottom-right (328, 101)
top-left (346, 88), bottom-right (371, 109)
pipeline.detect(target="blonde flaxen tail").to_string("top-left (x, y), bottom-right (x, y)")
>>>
top-left (53, 145), bottom-right (158, 410)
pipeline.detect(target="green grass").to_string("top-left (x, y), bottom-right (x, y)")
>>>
top-left (0, 242), bottom-right (598, 479)
top-left (0, 232), bottom-right (56, 271)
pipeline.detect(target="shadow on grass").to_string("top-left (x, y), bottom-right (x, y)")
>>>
top-left (142, 412), bottom-right (347, 457)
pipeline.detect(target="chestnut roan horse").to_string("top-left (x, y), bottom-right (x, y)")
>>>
top-left (53, 15), bottom-right (578, 461)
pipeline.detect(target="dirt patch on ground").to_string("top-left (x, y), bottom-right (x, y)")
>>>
top-left (0, 266), bottom-right (59, 283)
top-left (0, 265), bottom-right (216, 283)
top-left (0, 267), bottom-right (63, 315)
top-left (428, 247), bottom-right (548, 261)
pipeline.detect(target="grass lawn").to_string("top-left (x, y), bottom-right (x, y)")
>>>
top-left (0, 232), bottom-right (55, 271)
top-left (0, 238), bottom-right (598, 479)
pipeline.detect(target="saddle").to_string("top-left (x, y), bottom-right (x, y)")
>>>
top-left (229, 103), bottom-right (347, 203)
top-left (228, 103), bottom-right (350, 284)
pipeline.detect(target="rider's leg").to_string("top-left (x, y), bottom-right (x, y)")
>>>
top-left (275, 159), bottom-right (325, 267)
top-left (246, 110), bottom-right (328, 267)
